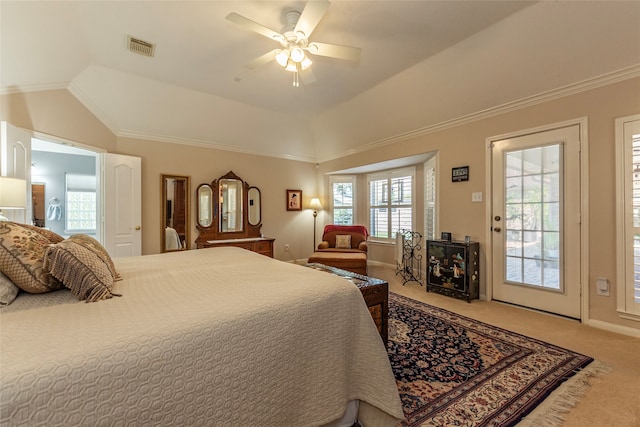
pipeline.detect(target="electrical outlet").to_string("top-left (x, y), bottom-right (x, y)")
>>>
top-left (284, 244), bottom-right (290, 252)
top-left (472, 192), bottom-right (483, 203)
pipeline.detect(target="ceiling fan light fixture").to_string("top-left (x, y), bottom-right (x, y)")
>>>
top-left (290, 47), bottom-right (305, 63)
top-left (285, 60), bottom-right (298, 72)
top-left (300, 57), bottom-right (312, 70)
top-left (275, 49), bottom-right (290, 67)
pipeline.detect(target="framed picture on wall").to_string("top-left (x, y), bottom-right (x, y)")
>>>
top-left (287, 189), bottom-right (302, 211)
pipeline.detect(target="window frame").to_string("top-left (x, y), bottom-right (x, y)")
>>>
top-left (615, 114), bottom-right (640, 321)
top-left (329, 175), bottom-right (357, 226)
top-left (367, 167), bottom-right (415, 242)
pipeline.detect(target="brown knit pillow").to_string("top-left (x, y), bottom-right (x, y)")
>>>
top-left (0, 222), bottom-right (62, 293)
top-left (44, 239), bottom-right (121, 303)
top-left (66, 234), bottom-right (120, 281)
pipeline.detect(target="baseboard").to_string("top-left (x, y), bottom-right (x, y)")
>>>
top-left (584, 318), bottom-right (640, 338)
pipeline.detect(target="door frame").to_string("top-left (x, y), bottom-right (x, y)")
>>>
top-left (484, 117), bottom-right (589, 322)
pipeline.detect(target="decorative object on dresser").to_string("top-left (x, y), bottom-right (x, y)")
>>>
top-left (161, 174), bottom-right (190, 252)
top-left (308, 224), bottom-right (368, 275)
top-left (306, 263), bottom-right (388, 346)
top-left (395, 229), bottom-right (424, 286)
top-left (426, 239), bottom-right (479, 302)
top-left (195, 171), bottom-right (274, 257)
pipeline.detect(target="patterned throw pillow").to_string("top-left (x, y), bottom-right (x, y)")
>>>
top-left (44, 239), bottom-right (121, 303)
top-left (335, 234), bottom-right (352, 249)
top-left (0, 271), bottom-right (19, 306)
top-left (19, 223), bottom-right (64, 244)
top-left (0, 222), bottom-right (62, 293)
top-left (67, 234), bottom-right (120, 281)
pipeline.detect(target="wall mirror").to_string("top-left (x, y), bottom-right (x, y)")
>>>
top-left (161, 175), bottom-right (190, 252)
top-left (195, 171), bottom-right (262, 247)
top-left (248, 186), bottom-right (261, 226)
top-left (219, 178), bottom-right (243, 233)
top-left (197, 183), bottom-right (213, 228)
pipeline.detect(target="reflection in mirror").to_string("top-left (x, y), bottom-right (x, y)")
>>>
top-left (219, 179), bottom-right (243, 233)
top-left (248, 187), bottom-right (261, 226)
top-left (162, 175), bottom-right (190, 252)
top-left (31, 183), bottom-right (46, 227)
top-left (197, 184), bottom-right (213, 228)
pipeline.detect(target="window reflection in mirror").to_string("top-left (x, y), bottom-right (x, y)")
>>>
top-left (219, 179), bottom-right (243, 233)
top-left (197, 184), bottom-right (213, 228)
top-left (162, 175), bottom-right (190, 252)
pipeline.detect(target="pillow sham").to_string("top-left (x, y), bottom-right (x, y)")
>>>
top-left (44, 239), bottom-right (121, 303)
top-left (0, 222), bottom-right (62, 293)
top-left (67, 234), bottom-right (120, 281)
top-left (335, 234), bottom-right (352, 249)
top-left (0, 271), bottom-right (19, 306)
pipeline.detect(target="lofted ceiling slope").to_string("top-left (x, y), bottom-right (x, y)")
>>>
top-left (2, 1), bottom-right (639, 163)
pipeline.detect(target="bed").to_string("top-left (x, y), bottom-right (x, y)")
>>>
top-left (0, 245), bottom-right (403, 426)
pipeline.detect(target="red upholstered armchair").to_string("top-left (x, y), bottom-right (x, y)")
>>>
top-left (316, 225), bottom-right (369, 253)
top-left (309, 225), bottom-right (369, 275)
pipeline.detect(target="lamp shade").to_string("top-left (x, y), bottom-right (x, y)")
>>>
top-left (309, 198), bottom-right (322, 211)
top-left (0, 177), bottom-right (27, 209)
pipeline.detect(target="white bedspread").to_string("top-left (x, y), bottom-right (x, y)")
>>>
top-left (0, 247), bottom-right (403, 426)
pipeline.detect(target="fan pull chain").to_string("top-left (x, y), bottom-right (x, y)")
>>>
top-left (293, 71), bottom-right (300, 88)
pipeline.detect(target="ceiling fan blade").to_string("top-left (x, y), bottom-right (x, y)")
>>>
top-left (294, 0), bottom-right (330, 38)
top-left (300, 67), bottom-right (317, 85)
top-left (244, 49), bottom-right (280, 70)
top-left (307, 42), bottom-right (361, 61)
top-left (226, 12), bottom-right (283, 42)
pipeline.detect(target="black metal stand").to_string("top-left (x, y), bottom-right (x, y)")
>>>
top-left (395, 229), bottom-right (424, 286)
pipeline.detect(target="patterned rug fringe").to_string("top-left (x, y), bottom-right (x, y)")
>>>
top-left (517, 360), bottom-right (612, 427)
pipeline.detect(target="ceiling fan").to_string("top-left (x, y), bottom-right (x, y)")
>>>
top-left (226, 0), bottom-right (361, 87)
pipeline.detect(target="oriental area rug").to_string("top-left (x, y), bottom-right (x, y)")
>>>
top-left (387, 293), bottom-right (601, 427)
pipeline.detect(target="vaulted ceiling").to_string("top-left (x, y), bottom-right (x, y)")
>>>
top-left (2, 1), bottom-right (639, 162)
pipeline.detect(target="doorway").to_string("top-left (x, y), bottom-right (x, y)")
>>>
top-left (489, 121), bottom-right (584, 319)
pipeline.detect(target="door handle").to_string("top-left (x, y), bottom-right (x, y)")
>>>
top-left (494, 227), bottom-right (501, 232)
top-left (135, 225), bottom-right (141, 231)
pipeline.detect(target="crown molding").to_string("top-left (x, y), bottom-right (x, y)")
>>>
top-left (116, 129), bottom-right (318, 164)
top-left (318, 64), bottom-right (640, 163)
top-left (0, 82), bottom-right (68, 95)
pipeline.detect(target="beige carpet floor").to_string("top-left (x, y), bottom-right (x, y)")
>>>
top-left (367, 264), bottom-right (640, 427)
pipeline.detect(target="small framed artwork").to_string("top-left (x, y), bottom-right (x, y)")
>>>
top-left (451, 166), bottom-right (469, 182)
top-left (286, 189), bottom-right (302, 211)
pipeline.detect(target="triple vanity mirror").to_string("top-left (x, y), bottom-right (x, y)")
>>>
top-left (161, 175), bottom-right (191, 252)
top-left (195, 171), bottom-right (271, 255)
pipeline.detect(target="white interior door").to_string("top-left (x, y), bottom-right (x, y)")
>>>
top-left (0, 122), bottom-right (32, 224)
top-left (103, 153), bottom-right (141, 257)
top-left (491, 124), bottom-right (582, 319)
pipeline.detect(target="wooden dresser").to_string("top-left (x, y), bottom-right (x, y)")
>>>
top-left (197, 237), bottom-right (275, 257)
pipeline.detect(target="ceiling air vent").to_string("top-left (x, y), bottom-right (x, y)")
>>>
top-left (127, 35), bottom-right (155, 57)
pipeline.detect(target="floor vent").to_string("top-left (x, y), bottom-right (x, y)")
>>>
top-left (127, 35), bottom-right (155, 57)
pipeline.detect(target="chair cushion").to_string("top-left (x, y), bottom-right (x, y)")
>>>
top-left (308, 251), bottom-right (368, 276)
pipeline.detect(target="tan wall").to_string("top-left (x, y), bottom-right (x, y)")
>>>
top-left (117, 137), bottom-right (318, 258)
top-left (0, 90), bottom-right (320, 261)
top-left (319, 76), bottom-right (640, 330)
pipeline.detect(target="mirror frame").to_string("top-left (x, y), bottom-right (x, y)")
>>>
top-left (196, 183), bottom-right (214, 228)
top-left (161, 174), bottom-right (191, 252)
top-left (247, 186), bottom-right (261, 226)
top-left (195, 171), bottom-right (262, 246)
